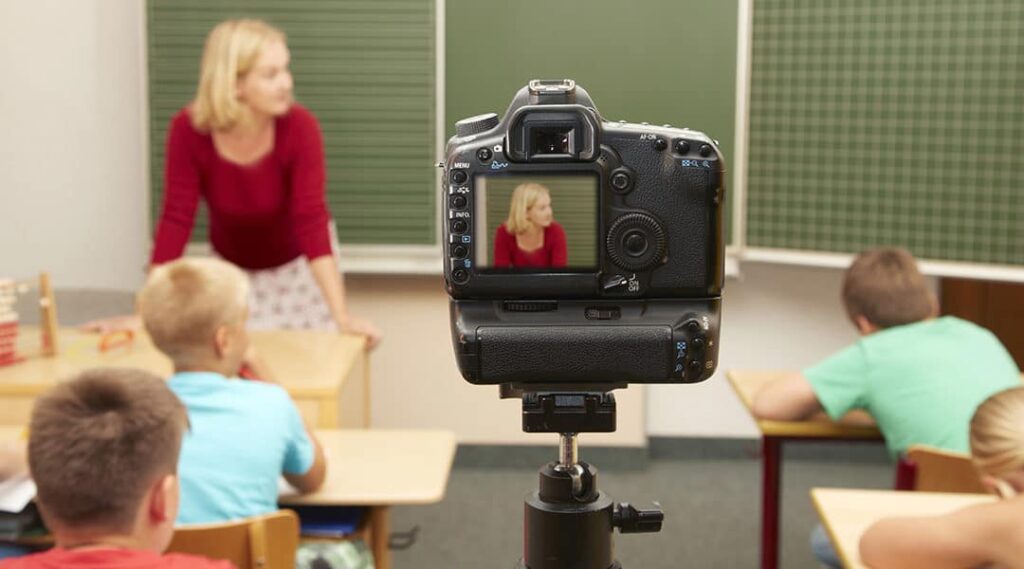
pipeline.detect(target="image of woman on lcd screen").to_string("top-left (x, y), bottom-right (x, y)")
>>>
top-left (492, 183), bottom-right (568, 268)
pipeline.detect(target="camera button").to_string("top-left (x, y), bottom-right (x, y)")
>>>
top-left (611, 171), bottom-right (632, 192)
top-left (450, 170), bottom-right (468, 184)
top-left (699, 144), bottom-right (712, 157)
top-left (452, 268), bottom-right (469, 284)
top-left (674, 140), bottom-right (690, 154)
top-left (476, 148), bottom-right (492, 162)
top-left (653, 138), bottom-right (667, 152)
top-left (451, 195), bottom-right (468, 209)
top-left (451, 220), bottom-right (468, 233)
top-left (451, 244), bottom-right (468, 259)
top-left (624, 232), bottom-right (648, 256)
top-left (687, 359), bottom-right (704, 376)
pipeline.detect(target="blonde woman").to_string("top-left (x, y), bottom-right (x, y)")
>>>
top-left (87, 20), bottom-right (379, 348)
top-left (493, 183), bottom-right (568, 268)
top-left (859, 386), bottom-right (1024, 568)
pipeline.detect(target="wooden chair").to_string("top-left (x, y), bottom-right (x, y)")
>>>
top-left (893, 445), bottom-right (988, 494)
top-left (166, 510), bottom-right (300, 569)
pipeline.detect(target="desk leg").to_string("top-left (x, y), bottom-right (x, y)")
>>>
top-left (362, 352), bottom-right (371, 428)
top-left (369, 505), bottom-right (390, 569)
top-left (761, 436), bottom-right (781, 569)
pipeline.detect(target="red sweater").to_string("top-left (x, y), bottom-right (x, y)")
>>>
top-left (493, 222), bottom-right (568, 268)
top-left (151, 104), bottom-right (332, 270)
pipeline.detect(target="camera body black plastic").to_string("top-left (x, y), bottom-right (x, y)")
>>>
top-left (442, 80), bottom-right (725, 389)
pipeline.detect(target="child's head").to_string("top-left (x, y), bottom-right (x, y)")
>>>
top-left (29, 368), bottom-right (188, 551)
top-left (841, 247), bottom-right (936, 332)
top-left (138, 257), bottom-right (250, 373)
top-left (970, 386), bottom-right (1024, 498)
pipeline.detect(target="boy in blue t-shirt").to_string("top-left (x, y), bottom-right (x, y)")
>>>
top-left (138, 257), bottom-right (327, 524)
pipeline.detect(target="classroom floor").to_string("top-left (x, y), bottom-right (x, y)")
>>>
top-left (389, 442), bottom-right (892, 569)
top-left (47, 291), bottom-right (893, 568)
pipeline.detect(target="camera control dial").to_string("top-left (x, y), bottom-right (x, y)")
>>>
top-left (606, 213), bottom-right (667, 272)
top-left (455, 113), bottom-right (500, 137)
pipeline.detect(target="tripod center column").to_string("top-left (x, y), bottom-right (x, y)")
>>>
top-left (559, 432), bottom-right (579, 466)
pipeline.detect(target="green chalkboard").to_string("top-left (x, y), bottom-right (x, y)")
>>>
top-left (746, 0), bottom-right (1024, 265)
top-left (446, 0), bottom-right (738, 244)
top-left (147, 0), bottom-right (436, 246)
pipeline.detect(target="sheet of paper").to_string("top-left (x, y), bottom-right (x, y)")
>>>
top-left (0, 475), bottom-right (36, 513)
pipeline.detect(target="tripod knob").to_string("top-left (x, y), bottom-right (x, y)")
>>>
top-left (613, 502), bottom-right (664, 534)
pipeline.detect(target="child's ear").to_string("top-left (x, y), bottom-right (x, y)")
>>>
top-left (148, 474), bottom-right (177, 523)
top-left (980, 474), bottom-right (1001, 496)
top-left (214, 325), bottom-right (230, 358)
top-left (853, 315), bottom-right (878, 336)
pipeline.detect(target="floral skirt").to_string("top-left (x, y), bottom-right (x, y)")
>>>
top-left (224, 223), bottom-right (341, 331)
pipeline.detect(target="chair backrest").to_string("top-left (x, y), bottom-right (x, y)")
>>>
top-left (898, 445), bottom-right (988, 494)
top-left (166, 509), bottom-right (300, 569)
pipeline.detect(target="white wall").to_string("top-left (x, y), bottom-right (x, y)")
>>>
top-left (0, 0), bottom-right (148, 291)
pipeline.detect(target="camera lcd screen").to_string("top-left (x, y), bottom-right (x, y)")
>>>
top-left (473, 173), bottom-right (598, 271)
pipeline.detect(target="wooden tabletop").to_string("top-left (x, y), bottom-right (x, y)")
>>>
top-left (0, 427), bottom-right (457, 507)
top-left (279, 429), bottom-right (457, 506)
top-left (811, 488), bottom-right (995, 569)
top-left (0, 327), bottom-right (365, 396)
top-left (726, 370), bottom-right (883, 439)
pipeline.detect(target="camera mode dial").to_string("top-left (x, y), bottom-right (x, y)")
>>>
top-left (455, 113), bottom-right (500, 137)
top-left (606, 213), bottom-right (667, 272)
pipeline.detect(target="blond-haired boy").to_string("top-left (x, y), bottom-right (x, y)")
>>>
top-left (138, 257), bottom-right (326, 524)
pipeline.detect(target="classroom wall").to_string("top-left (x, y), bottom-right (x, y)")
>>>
top-left (0, 0), bottom-right (149, 291)
top-left (1, 1), bottom-right (938, 442)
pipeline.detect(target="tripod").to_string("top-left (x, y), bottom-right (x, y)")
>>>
top-left (515, 392), bottom-right (664, 569)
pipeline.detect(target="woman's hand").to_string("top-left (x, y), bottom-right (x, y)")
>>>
top-left (78, 314), bottom-right (142, 334)
top-left (337, 315), bottom-right (381, 351)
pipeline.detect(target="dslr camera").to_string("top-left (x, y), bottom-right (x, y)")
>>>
top-left (442, 80), bottom-right (724, 390)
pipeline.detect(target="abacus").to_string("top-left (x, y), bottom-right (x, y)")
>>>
top-left (0, 273), bottom-right (59, 366)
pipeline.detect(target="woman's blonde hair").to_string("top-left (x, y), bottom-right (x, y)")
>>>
top-left (504, 183), bottom-right (550, 234)
top-left (970, 387), bottom-right (1024, 477)
top-left (190, 19), bottom-right (286, 132)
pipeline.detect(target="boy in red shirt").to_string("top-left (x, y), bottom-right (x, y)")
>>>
top-left (0, 368), bottom-right (233, 569)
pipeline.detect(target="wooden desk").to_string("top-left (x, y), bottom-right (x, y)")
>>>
top-left (727, 370), bottom-right (883, 569)
top-left (0, 327), bottom-right (369, 428)
top-left (280, 429), bottom-right (457, 569)
top-left (811, 488), bottom-right (994, 569)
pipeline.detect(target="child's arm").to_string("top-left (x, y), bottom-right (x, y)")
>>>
top-left (283, 419), bottom-right (327, 493)
top-left (239, 345), bottom-right (276, 382)
top-left (858, 499), bottom-right (1015, 569)
top-left (751, 372), bottom-right (825, 421)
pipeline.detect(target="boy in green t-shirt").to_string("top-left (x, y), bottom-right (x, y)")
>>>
top-left (752, 247), bottom-right (1020, 567)
top-left (753, 247), bottom-right (1019, 453)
